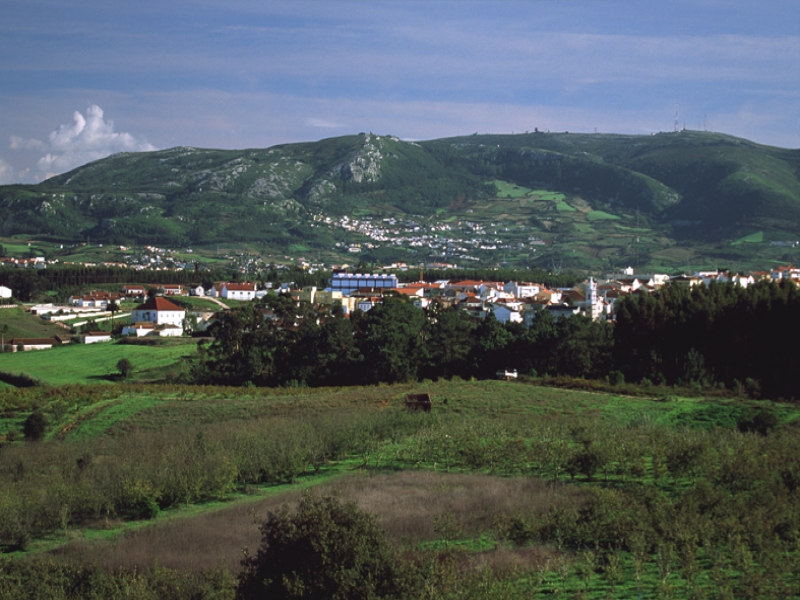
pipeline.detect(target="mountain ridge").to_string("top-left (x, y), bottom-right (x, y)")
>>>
top-left (1, 130), bottom-right (799, 271)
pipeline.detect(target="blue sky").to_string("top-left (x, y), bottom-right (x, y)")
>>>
top-left (1, 0), bottom-right (798, 183)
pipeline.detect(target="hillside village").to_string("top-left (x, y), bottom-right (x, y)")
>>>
top-left (2, 262), bottom-right (799, 352)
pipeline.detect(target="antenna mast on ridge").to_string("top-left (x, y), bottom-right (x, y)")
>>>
top-left (674, 103), bottom-right (679, 132)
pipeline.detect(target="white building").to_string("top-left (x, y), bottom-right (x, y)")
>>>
top-left (221, 282), bottom-right (257, 301)
top-left (329, 272), bottom-right (398, 294)
top-left (503, 281), bottom-right (541, 298)
top-left (129, 296), bottom-right (186, 327)
top-left (82, 332), bottom-right (112, 344)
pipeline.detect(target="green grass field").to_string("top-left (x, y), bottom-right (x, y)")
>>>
top-left (0, 306), bottom-right (71, 340)
top-left (3, 377), bottom-right (795, 440)
top-left (555, 200), bottom-right (576, 212)
top-left (492, 180), bottom-right (535, 198)
top-left (0, 341), bottom-right (194, 385)
top-left (586, 210), bottom-right (620, 221)
top-left (732, 230), bottom-right (764, 244)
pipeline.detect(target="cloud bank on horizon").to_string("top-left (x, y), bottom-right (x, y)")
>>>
top-left (5, 105), bottom-right (155, 183)
top-left (0, 0), bottom-right (797, 184)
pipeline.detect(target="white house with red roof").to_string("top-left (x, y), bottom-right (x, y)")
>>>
top-left (159, 284), bottom-right (186, 296)
top-left (221, 282), bottom-right (257, 301)
top-left (130, 296), bottom-right (186, 327)
top-left (121, 285), bottom-right (145, 297)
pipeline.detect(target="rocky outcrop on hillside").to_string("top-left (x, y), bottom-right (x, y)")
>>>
top-left (333, 133), bottom-right (385, 183)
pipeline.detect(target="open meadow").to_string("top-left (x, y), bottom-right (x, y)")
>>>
top-left (2, 377), bottom-right (800, 598)
top-left (0, 340), bottom-right (196, 386)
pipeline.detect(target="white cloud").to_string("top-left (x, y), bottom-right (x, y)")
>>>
top-left (9, 136), bottom-right (47, 152)
top-left (305, 117), bottom-right (346, 129)
top-left (0, 156), bottom-right (17, 185)
top-left (30, 105), bottom-right (156, 179)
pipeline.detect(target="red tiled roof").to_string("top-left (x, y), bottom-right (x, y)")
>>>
top-left (223, 282), bottom-right (256, 291)
top-left (133, 296), bottom-right (184, 312)
top-left (10, 338), bottom-right (59, 345)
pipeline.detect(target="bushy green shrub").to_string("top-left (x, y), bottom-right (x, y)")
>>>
top-left (237, 492), bottom-right (418, 600)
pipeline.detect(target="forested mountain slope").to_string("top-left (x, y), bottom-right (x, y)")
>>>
top-left (1, 130), bottom-right (798, 268)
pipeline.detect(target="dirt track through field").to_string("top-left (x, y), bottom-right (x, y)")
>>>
top-left (48, 471), bottom-right (583, 574)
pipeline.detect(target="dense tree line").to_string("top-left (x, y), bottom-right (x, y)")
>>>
top-left (193, 294), bottom-right (614, 387)
top-left (196, 280), bottom-right (800, 399)
top-left (408, 267), bottom-right (580, 289)
top-left (615, 279), bottom-right (800, 399)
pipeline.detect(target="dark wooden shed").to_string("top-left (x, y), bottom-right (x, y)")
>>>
top-left (404, 393), bottom-right (432, 412)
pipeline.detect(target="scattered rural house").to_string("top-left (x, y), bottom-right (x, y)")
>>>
top-left (70, 295), bottom-right (108, 309)
top-left (129, 296), bottom-right (186, 328)
top-left (5, 256), bottom-right (48, 269)
top-left (671, 275), bottom-right (704, 288)
top-left (221, 282), bottom-right (257, 301)
top-left (188, 284), bottom-right (205, 296)
top-left (121, 323), bottom-right (157, 337)
top-left (733, 274), bottom-right (756, 287)
top-left (159, 284), bottom-right (186, 296)
top-left (120, 322), bottom-right (183, 338)
top-left (0, 285), bottom-right (12, 299)
top-left (9, 337), bottom-right (62, 352)
top-left (159, 324), bottom-right (184, 337)
top-left (69, 290), bottom-right (121, 309)
top-left (694, 270), bottom-right (755, 288)
top-left (771, 265), bottom-right (800, 282)
top-left (82, 331), bottom-right (112, 344)
top-left (121, 285), bottom-right (145, 297)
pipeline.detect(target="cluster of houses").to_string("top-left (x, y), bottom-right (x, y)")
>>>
top-left (282, 265), bottom-right (793, 326)
top-left (0, 256), bottom-right (47, 269)
top-left (4, 263), bottom-right (800, 352)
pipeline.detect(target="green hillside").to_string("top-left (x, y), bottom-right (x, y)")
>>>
top-left (0, 306), bottom-right (70, 342)
top-left (1, 130), bottom-right (799, 271)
